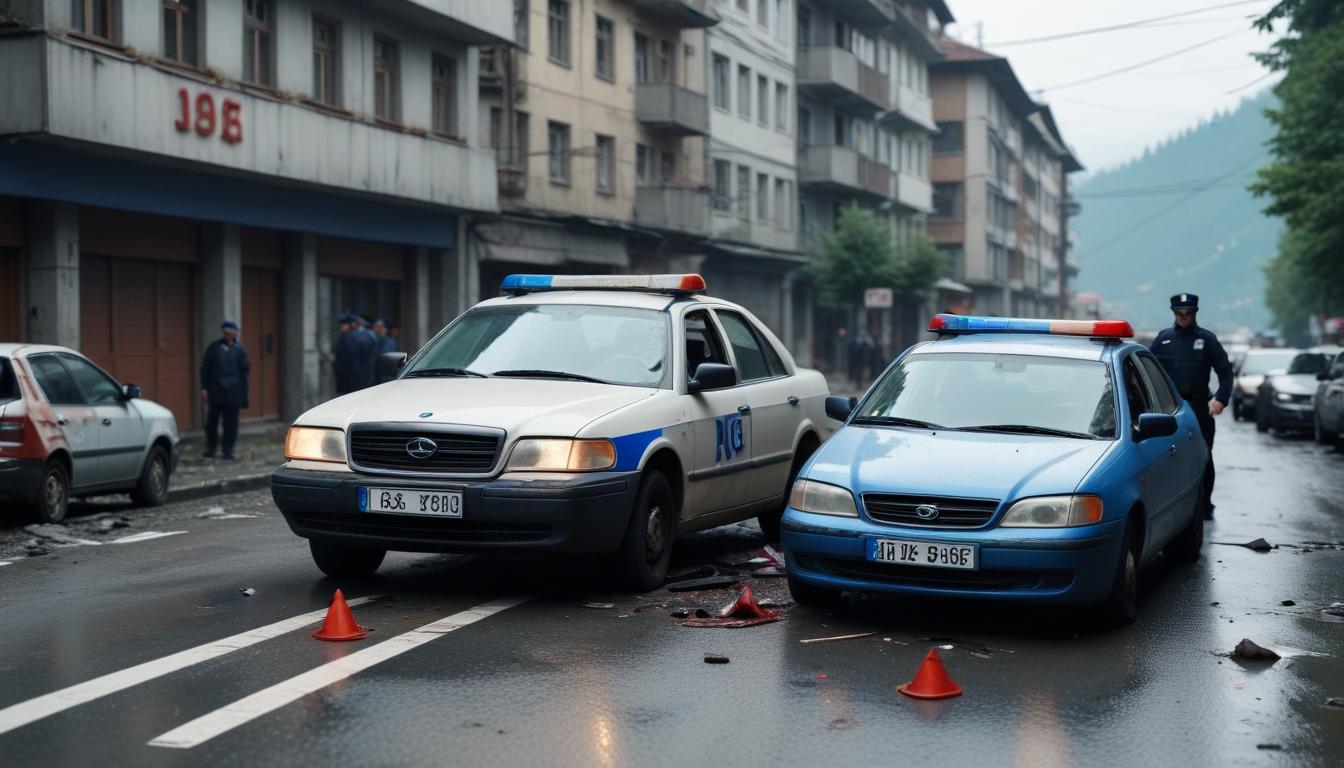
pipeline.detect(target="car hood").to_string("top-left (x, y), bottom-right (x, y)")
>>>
top-left (1267, 374), bottom-right (1318, 396)
top-left (805, 426), bottom-right (1113, 502)
top-left (296, 378), bottom-right (659, 437)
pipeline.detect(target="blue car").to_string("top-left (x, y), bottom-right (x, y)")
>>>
top-left (782, 316), bottom-right (1209, 625)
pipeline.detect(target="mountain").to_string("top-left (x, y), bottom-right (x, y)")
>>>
top-left (1071, 90), bottom-right (1282, 335)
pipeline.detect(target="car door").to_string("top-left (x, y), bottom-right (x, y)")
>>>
top-left (24, 353), bottom-right (101, 488)
top-left (681, 308), bottom-right (755, 517)
top-left (1323, 353), bottom-right (1344, 431)
top-left (61, 353), bottom-right (146, 484)
top-left (712, 308), bottom-right (796, 504)
top-left (1138, 353), bottom-right (1200, 525)
top-left (1122, 354), bottom-right (1180, 553)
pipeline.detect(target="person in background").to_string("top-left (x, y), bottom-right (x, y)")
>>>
top-left (333, 313), bottom-right (377, 394)
top-left (373, 318), bottom-right (398, 353)
top-left (199, 319), bottom-right (250, 460)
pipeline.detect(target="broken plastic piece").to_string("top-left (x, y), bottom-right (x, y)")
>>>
top-left (799, 632), bottom-right (874, 645)
top-left (681, 585), bottom-right (781, 628)
top-left (239, 587), bottom-right (256, 597)
top-left (703, 653), bottom-right (730, 664)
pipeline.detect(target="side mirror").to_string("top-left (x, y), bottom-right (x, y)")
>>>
top-left (376, 352), bottom-right (408, 384)
top-left (825, 396), bottom-right (857, 422)
top-left (688, 362), bottom-right (737, 392)
top-left (120, 383), bottom-right (142, 400)
top-left (1135, 413), bottom-right (1177, 441)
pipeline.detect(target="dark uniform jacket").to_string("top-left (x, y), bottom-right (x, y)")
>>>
top-left (1150, 323), bottom-right (1234, 404)
top-left (334, 330), bottom-right (377, 394)
top-left (200, 339), bottom-right (251, 408)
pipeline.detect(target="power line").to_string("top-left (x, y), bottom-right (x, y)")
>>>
top-left (983, 0), bottom-right (1272, 47)
top-left (1039, 27), bottom-right (1253, 91)
top-left (1226, 70), bottom-right (1278, 93)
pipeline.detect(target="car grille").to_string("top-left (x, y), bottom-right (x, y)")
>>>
top-left (349, 428), bottom-right (501, 473)
top-left (794, 555), bottom-right (1070, 592)
top-left (862, 493), bottom-right (1000, 528)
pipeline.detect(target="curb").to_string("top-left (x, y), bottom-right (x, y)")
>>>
top-left (167, 472), bottom-right (273, 504)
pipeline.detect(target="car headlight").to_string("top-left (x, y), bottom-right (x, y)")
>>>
top-left (1000, 495), bottom-right (1103, 527)
top-left (789, 479), bottom-right (858, 518)
top-left (1275, 392), bottom-right (1292, 402)
top-left (506, 439), bottom-right (616, 472)
top-left (284, 427), bottom-right (347, 463)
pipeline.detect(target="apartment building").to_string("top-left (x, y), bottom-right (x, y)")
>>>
top-left (928, 39), bottom-right (1080, 318)
top-left (0, 0), bottom-right (509, 426)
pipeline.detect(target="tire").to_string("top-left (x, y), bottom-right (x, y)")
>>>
top-left (31, 460), bottom-right (70, 524)
top-left (309, 540), bottom-right (386, 579)
top-left (758, 440), bottom-right (815, 543)
top-left (1231, 400), bottom-right (1241, 421)
top-left (1255, 405), bottom-right (1270, 433)
top-left (130, 446), bottom-right (171, 507)
top-left (613, 470), bottom-right (676, 591)
top-left (1094, 521), bottom-right (1139, 628)
top-left (787, 571), bottom-right (843, 609)
top-left (1315, 413), bottom-right (1339, 446)
top-left (1168, 498), bottom-right (1204, 563)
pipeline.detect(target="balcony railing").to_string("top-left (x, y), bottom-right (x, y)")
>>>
top-left (796, 48), bottom-right (890, 113)
top-left (894, 172), bottom-right (932, 213)
top-left (498, 166), bottom-right (527, 198)
top-left (799, 145), bottom-right (891, 199)
top-left (885, 83), bottom-right (934, 131)
top-left (891, 1), bottom-right (942, 56)
top-left (830, 0), bottom-right (896, 27)
top-left (631, 0), bottom-right (719, 28)
top-left (635, 186), bottom-right (710, 233)
top-left (636, 82), bottom-right (709, 136)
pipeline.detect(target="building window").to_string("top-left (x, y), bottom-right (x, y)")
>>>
top-left (243, 0), bottom-right (273, 86)
top-left (712, 55), bottom-right (730, 110)
top-left (775, 83), bottom-right (788, 131)
top-left (798, 6), bottom-right (811, 49)
top-left (72, 0), bottom-right (113, 40)
top-left (756, 173), bottom-right (769, 221)
top-left (933, 121), bottom-right (963, 155)
top-left (515, 0), bottom-right (530, 50)
top-left (736, 0), bottom-right (748, 11)
top-left (660, 150), bottom-right (675, 183)
top-left (636, 144), bottom-right (652, 184)
top-left (798, 106), bottom-right (811, 145)
top-left (756, 0), bottom-right (768, 26)
top-left (312, 18), bottom-right (339, 105)
top-left (431, 54), bottom-right (457, 136)
top-left (548, 0), bottom-right (570, 66)
top-left (162, 1), bottom-right (198, 66)
top-left (932, 182), bottom-right (961, 220)
top-left (773, 178), bottom-right (785, 228)
top-left (595, 134), bottom-right (615, 193)
top-left (657, 39), bottom-right (675, 83)
top-left (736, 165), bottom-right (751, 221)
top-left (548, 121), bottom-right (570, 183)
top-left (737, 64), bottom-right (751, 118)
top-left (595, 14), bottom-right (614, 81)
top-left (373, 36), bottom-right (399, 121)
top-left (634, 33), bottom-right (649, 83)
top-left (713, 159), bottom-right (731, 210)
top-left (757, 74), bottom-right (769, 126)
top-left (498, 110), bottom-right (530, 168)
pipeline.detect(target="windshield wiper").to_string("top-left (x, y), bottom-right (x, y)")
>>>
top-left (493, 369), bottom-right (610, 385)
top-left (851, 415), bottom-right (945, 430)
top-left (403, 367), bottom-right (488, 378)
top-left (960, 424), bottom-right (1099, 440)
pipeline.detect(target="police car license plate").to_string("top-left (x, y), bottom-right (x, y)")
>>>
top-left (360, 487), bottom-right (463, 518)
top-left (867, 538), bottom-right (977, 570)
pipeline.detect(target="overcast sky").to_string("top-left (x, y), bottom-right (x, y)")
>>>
top-left (942, 0), bottom-right (1283, 174)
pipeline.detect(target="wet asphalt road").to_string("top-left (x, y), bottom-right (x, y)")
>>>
top-left (0, 418), bottom-right (1341, 767)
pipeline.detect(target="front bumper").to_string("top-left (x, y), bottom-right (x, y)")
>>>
top-left (781, 510), bottom-right (1124, 605)
top-left (0, 458), bottom-right (44, 504)
top-left (271, 466), bottom-right (640, 555)
top-left (1271, 402), bottom-right (1313, 427)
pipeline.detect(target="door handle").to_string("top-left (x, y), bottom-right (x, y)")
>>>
top-left (102, 418), bottom-right (113, 426)
top-left (56, 414), bottom-right (69, 426)
top-left (787, 395), bottom-right (800, 406)
top-left (737, 405), bottom-right (751, 415)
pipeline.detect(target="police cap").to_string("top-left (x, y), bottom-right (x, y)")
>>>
top-left (1170, 293), bottom-right (1199, 310)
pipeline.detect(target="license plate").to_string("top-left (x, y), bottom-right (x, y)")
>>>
top-left (359, 487), bottom-right (463, 518)
top-left (866, 538), bottom-right (978, 570)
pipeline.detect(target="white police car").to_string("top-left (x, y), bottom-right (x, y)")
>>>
top-left (272, 275), bottom-right (834, 589)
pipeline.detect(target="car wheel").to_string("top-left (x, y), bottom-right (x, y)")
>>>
top-left (32, 460), bottom-right (70, 524)
top-left (614, 470), bottom-right (676, 591)
top-left (1168, 499), bottom-right (1204, 563)
top-left (1095, 522), bottom-right (1139, 628)
top-left (1231, 400), bottom-right (1241, 421)
top-left (758, 440), bottom-right (815, 543)
top-left (130, 446), bottom-right (171, 507)
top-left (1316, 414), bottom-right (1339, 446)
top-left (787, 571), bottom-right (842, 609)
top-left (1255, 405), bottom-right (1269, 433)
top-left (309, 540), bottom-right (386, 579)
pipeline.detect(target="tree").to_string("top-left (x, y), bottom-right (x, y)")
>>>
top-left (1263, 229), bottom-right (1327, 346)
top-left (812, 204), bottom-right (948, 310)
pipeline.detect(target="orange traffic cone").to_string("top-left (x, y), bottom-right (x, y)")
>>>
top-left (313, 589), bottom-right (368, 642)
top-left (897, 648), bottom-right (963, 699)
top-left (719, 585), bottom-right (778, 620)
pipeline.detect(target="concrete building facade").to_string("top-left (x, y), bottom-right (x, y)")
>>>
top-left (1, 0), bottom-right (510, 426)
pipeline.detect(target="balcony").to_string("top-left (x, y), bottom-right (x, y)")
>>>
top-left (797, 48), bottom-right (890, 113)
top-left (830, 0), bottom-right (897, 27)
top-left (389, 0), bottom-right (514, 45)
top-left (635, 186), bottom-right (710, 233)
top-left (631, 0), bottom-right (719, 28)
top-left (890, 2), bottom-right (943, 58)
top-left (636, 82), bottom-right (709, 136)
top-left (799, 145), bottom-right (892, 199)
top-left (894, 172), bottom-right (932, 213)
top-left (884, 83), bottom-right (935, 132)
top-left (498, 166), bottom-right (527, 198)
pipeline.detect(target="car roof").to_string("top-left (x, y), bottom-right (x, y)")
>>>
top-left (474, 290), bottom-right (737, 313)
top-left (0, 343), bottom-right (76, 358)
top-left (910, 332), bottom-right (1121, 362)
top-left (1245, 348), bottom-right (1299, 356)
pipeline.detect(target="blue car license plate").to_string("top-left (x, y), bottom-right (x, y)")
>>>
top-left (866, 538), bottom-right (978, 570)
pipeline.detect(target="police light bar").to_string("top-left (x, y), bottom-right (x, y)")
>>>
top-left (500, 274), bottom-right (707, 294)
top-left (928, 314), bottom-right (1134, 338)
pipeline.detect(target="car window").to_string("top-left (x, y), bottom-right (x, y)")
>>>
top-left (684, 310), bottom-right (730, 382)
top-left (27, 354), bottom-right (86, 405)
top-left (60, 354), bottom-right (123, 405)
top-left (1239, 350), bottom-right (1297, 375)
top-left (1122, 356), bottom-right (1154, 428)
top-left (715, 310), bottom-right (774, 382)
top-left (1138, 355), bottom-right (1179, 414)
top-left (1288, 352), bottom-right (1329, 375)
top-left (1330, 354), bottom-right (1344, 380)
top-left (0, 359), bottom-right (18, 405)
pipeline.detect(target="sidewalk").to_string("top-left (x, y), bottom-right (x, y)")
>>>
top-left (167, 424), bottom-right (286, 502)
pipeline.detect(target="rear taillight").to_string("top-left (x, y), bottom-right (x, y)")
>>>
top-left (0, 419), bottom-right (26, 445)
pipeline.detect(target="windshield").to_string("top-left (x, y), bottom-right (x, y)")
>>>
top-left (406, 304), bottom-right (669, 388)
top-left (856, 352), bottom-right (1117, 439)
top-left (1287, 353), bottom-right (1329, 375)
top-left (0, 358), bottom-right (17, 405)
top-left (1240, 350), bottom-right (1298, 375)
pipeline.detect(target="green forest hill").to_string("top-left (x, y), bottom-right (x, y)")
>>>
top-left (1072, 90), bottom-right (1280, 335)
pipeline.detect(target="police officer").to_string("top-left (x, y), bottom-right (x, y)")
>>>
top-left (333, 313), bottom-right (377, 394)
top-left (1150, 293), bottom-right (1234, 518)
top-left (199, 319), bottom-right (251, 460)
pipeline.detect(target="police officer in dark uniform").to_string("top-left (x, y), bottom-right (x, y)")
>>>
top-left (1150, 293), bottom-right (1234, 518)
top-left (199, 319), bottom-right (251, 459)
top-left (333, 313), bottom-right (377, 395)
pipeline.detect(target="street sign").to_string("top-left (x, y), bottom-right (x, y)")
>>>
top-left (864, 288), bottom-right (893, 309)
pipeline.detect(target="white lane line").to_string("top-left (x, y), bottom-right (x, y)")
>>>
top-left (149, 596), bottom-right (529, 749)
top-left (0, 596), bottom-right (379, 736)
top-left (111, 531), bottom-right (187, 545)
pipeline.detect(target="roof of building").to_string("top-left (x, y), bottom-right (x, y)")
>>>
top-left (1034, 105), bottom-right (1085, 173)
top-left (932, 38), bottom-right (1038, 118)
top-left (926, 1), bottom-right (955, 25)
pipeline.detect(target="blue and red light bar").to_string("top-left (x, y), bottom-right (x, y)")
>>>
top-left (928, 314), bottom-right (1134, 338)
top-left (501, 274), bottom-right (707, 295)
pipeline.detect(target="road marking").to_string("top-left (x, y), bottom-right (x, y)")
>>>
top-left (0, 561), bottom-right (12, 567)
top-left (111, 531), bottom-right (187, 545)
top-left (148, 597), bottom-right (529, 749)
top-left (0, 596), bottom-right (379, 736)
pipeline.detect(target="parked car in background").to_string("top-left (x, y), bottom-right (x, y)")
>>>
top-left (1232, 348), bottom-right (1299, 421)
top-left (1256, 349), bottom-right (1339, 435)
top-left (1313, 350), bottom-right (1344, 447)
top-left (0, 344), bottom-right (180, 523)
